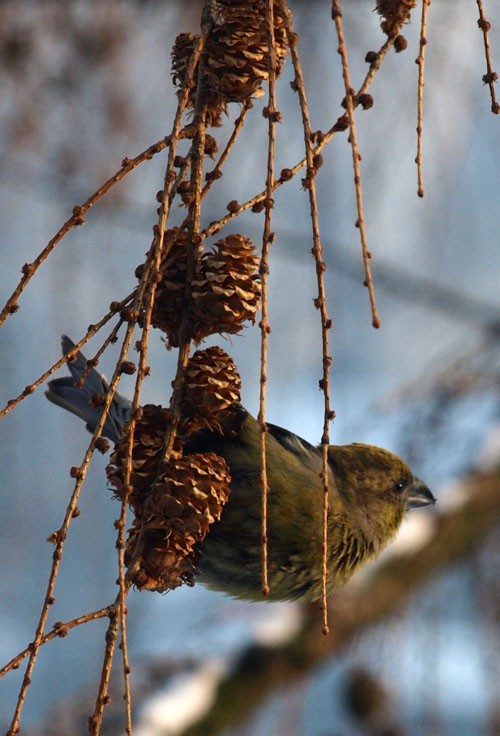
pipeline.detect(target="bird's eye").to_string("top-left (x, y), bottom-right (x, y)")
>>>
top-left (395, 480), bottom-right (406, 493)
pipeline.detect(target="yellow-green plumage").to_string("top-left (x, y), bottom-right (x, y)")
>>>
top-left (46, 337), bottom-right (435, 603)
top-left (186, 409), bottom-right (434, 602)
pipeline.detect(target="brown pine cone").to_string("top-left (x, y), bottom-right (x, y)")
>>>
top-left (125, 452), bottom-right (232, 592)
top-left (191, 234), bottom-right (261, 340)
top-left (171, 1), bottom-right (288, 126)
top-left (180, 346), bottom-right (241, 435)
top-left (106, 404), bottom-right (180, 511)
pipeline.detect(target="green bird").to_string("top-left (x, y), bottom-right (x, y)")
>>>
top-left (46, 337), bottom-right (435, 602)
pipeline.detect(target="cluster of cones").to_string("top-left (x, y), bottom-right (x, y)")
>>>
top-left (107, 347), bottom-right (243, 592)
top-left (105, 1), bottom-right (292, 591)
top-left (136, 230), bottom-right (261, 348)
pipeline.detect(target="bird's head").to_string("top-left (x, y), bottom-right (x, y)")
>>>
top-left (328, 443), bottom-right (435, 543)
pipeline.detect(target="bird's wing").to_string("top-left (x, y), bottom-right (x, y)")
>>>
top-left (266, 422), bottom-right (319, 462)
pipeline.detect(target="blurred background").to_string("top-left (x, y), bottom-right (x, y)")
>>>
top-left (0, 1), bottom-right (499, 734)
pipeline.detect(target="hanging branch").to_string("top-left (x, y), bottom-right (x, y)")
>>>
top-left (0, 607), bottom-right (112, 679)
top-left (280, 0), bottom-right (333, 635)
top-left (6, 29), bottom-right (210, 714)
top-left (257, 0), bottom-right (280, 599)
top-left (476, 0), bottom-right (500, 114)
top-left (416, 0), bottom-right (431, 198)
top-left (202, 98), bottom-right (253, 198)
top-left (331, 1), bottom-right (380, 329)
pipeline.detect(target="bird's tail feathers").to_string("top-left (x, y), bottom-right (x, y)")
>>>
top-left (45, 336), bottom-right (131, 443)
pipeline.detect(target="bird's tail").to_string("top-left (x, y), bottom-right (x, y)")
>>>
top-left (45, 336), bottom-right (132, 443)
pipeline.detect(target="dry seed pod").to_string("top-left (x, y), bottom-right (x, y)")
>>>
top-left (191, 234), bottom-right (261, 340)
top-left (125, 523), bottom-right (198, 591)
top-left (106, 403), bottom-right (181, 510)
top-left (205, 1), bottom-right (288, 103)
top-left (181, 346), bottom-right (241, 435)
top-left (171, 2), bottom-right (288, 126)
top-left (125, 452), bottom-right (232, 592)
top-left (171, 32), bottom-right (198, 89)
top-left (140, 230), bottom-right (260, 345)
top-left (376, 0), bottom-right (416, 38)
top-left (137, 227), bottom-right (193, 347)
top-left (171, 31), bottom-right (226, 127)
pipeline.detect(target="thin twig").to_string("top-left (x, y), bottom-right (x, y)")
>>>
top-left (0, 607), bottom-right (111, 679)
top-left (88, 603), bottom-right (119, 735)
top-left (117, 521), bottom-right (132, 733)
top-left (257, 0), bottom-right (280, 599)
top-left (0, 140), bottom-right (169, 329)
top-left (111, 6), bottom-right (212, 632)
top-left (476, 0), bottom-right (500, 114)
top-left (0, 292), bottom-right (134, 422)
top-left (280, 0), bottom-right (333, 635)
top-left (331, 2), bottom-right (380, 329)
top-left (202, 99), bottom-right (252, 198)
top-left (416, 0), bottom-right (431, 198)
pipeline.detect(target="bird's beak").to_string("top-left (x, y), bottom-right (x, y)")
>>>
top-left (407, 477), bottom-right (436, 509)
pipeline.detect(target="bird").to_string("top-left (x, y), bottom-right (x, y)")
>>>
top-left (46, 336), bottom-right (436, 602)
